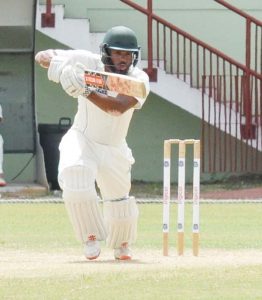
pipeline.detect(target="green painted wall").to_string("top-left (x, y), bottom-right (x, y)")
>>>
top-left (4, 154), bottom-right (35, 183)
top-left (127, 94), bottom-right (201, 182)
top-left (35, 33), bottom-right (75, 124)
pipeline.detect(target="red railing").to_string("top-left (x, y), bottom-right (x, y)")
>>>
top-left (215, 0), bottom-right (262, 74)
top-left (120, 0), bottom-right (262, 173)
top-left (41, 0), bottom-right (55, 27)
top-left (207, 0), bottom-right (262, 172)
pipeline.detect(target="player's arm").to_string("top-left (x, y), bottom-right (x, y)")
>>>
top-left (35, 49), bottom-right (70, 84)
top-left (35, 49), bottom-right (76, 84)
top-left (59, 63), bottom-right (140, 114)
top-left (87, 92), bottom-right (138, 115)
top-left (35, 49), bottom-right (75, 68)
top-left (36, 50), bottom-right (101, 87)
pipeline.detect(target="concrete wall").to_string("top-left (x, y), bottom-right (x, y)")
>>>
top-left (0, 0), bottom-right (34, 26)
top-left (0, 0), bottom-right (36, 183)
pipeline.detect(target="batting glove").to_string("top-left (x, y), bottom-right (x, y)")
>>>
top-left (60, 63), bottom-right (85, 98)
top-left (48, 56), bottom-right (67, 83)
top-left (35, 49), bottom-right (56, 68)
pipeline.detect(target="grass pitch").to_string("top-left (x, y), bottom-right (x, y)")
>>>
top-left (1, 202), bottom-right (262, 299)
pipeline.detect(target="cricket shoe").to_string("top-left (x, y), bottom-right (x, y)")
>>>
top-left (0, 177), bottom-right (6, 187)
top-left (84, 235), bottom-right (100, 260)
top-left (114, 242), bottom-right (132, 260)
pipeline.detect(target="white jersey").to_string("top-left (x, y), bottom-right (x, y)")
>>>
top-left (55, 50), bottom-right (150, 146)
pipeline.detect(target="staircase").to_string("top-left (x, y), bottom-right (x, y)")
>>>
top-left (120, 0), bottom-right (262, 173)
top-left (36, 4), bottom-right (104, 53)
top-left (36, 0), bottom-right (262, 173)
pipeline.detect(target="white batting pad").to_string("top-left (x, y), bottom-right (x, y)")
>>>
top-left (61, 166), bottom-right (107, 243)
top-left (103, 197), bottom-right (139, 249)
top-left (63, 189), bottom-right (107, 243)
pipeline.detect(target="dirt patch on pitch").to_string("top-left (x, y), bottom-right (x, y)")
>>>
top-left (1, 248), bottom-right (262, 278)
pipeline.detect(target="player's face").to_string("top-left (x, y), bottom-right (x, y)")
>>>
top-left (110, 50), bottom-right (133, 74)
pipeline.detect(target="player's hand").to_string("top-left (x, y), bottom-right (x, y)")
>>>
top-left (60, 63), bottom-right (85, 98)
top-left (35, 50), bottom-right (56, 68)
top-left (84, 86), bottom-right (98, 97)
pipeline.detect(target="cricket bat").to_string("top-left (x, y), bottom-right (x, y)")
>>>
top-left (84, 69), bottom-right (146, 98)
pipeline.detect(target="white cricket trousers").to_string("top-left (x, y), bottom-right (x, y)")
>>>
top-left (58, 128), bottom-right (135, 201)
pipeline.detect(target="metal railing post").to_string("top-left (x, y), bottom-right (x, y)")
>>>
top-left (143, 0), bottom-right (157, 81)
top-left (241, 17), bottom-right (255, 139)
top-left (41, 0), bottom-right (55, 27)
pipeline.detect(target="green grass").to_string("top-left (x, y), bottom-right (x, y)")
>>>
top-left (1, 203), bottom-right (262, 299)
top-left (1, 266), bottom-right (262, 300)
top-left (2, 203), bottom-right (262, 250)
top-left (139, 203), bottom-right (262, 249)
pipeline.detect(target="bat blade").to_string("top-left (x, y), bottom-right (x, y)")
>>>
top-left (84, 69), bottom-right (146, 98)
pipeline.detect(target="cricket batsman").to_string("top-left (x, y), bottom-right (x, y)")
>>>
top-left (35, 26), bottom-right (150, 260)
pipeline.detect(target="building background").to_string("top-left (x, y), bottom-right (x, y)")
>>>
top-left (1, 0), bottom-right (261, 186)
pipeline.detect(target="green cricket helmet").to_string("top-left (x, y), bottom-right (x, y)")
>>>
top-left (100, 26), bottom-right (140, 70)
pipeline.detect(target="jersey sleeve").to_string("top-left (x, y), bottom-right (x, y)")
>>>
top-left (54, 49), bottom-right (102, 70)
